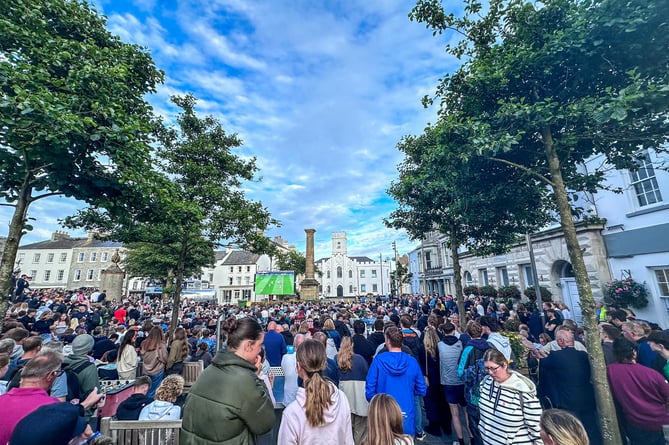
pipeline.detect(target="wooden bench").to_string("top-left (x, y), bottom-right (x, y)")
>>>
top-left (182, 360), bottom-right (204, 392)
top-left (100, 417), bottom-right (181, 445)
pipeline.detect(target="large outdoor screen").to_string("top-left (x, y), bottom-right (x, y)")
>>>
top-left (254, 271), bottom-right (295, 295)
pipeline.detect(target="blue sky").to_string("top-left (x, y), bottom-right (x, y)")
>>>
top-left (1, 0), bottom-right (457, 260)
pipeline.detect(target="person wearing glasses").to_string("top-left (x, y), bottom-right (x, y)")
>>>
top-left (0, 350), bottom-right (103, 444)
top-left (478, 348), bottom-right (543, 444)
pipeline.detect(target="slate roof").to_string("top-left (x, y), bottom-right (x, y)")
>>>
top-left (222, 250), bottom-right (260, 265)
top-left (19, 238), bottom-right (123, 250)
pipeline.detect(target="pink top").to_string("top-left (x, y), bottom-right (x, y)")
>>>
top-left (0, 388), bottom-right (60, 444)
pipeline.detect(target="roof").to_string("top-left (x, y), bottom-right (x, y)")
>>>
top-left (316, 256), bottom-right (375, 264)
top-left (222, 250), bottom-right (260, 265)
top-left (20, 238), bottom-right (123, 250)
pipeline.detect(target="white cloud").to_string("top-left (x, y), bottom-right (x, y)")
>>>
top-left (3, 0), bottom-right (458, 264)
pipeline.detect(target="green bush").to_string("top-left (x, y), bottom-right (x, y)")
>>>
top-left (498, 285), bottom-right (521, 299)
top-left (463, 285), bottom-right (480, 296)
top-left (479, 285), bottom-right (498, 298)
top-left (523, 286), bottom-right (553, 302)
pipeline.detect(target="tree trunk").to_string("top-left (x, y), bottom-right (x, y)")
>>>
top-left (0, 183), bottom-right (32, 332)
top-left (449, 226), bottom-right (467, 327)
top-left (542, 126), bottom-right (622, 445)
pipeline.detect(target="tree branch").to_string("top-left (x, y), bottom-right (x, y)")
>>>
top-left (489, 157), bottom-right (555, 187)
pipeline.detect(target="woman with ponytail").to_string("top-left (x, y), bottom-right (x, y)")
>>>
top-left (180, 317), bottom-right (275, 445)
top-left (278, 339), bottom-right (354, 445)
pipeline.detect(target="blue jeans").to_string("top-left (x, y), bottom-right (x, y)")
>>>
top-left (147, 370), bottom-right (164, 398)
top-left (414, 395), bottom-right (424, 435)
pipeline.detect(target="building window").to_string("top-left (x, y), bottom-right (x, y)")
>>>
top-left (349, 285), bottom-right (353, 293)
top-left (246, 266), bottom-right (251, 272)
top-left (90, 252), bottom-right (97, 262)
top-left (371, 269), bottom-right (377, 278)
top-left (101, 252), bottom-right (109, 262)
top-left (655, 268), bottom-right (669, 297)
top-left (229, 277), bottom-right (233, 285)
top-left (361, 284), bottom-right (366, 292)
top-left (78, 252), bottom-right (84, 262)
top-left (348, 270), bottom-right (353, 279)
top-left (360, 270), bottom-right (365, 278)
top-left (425, 251), bottom-right (432, 269)
top-left (234, 290), bottom-right (240, 300)
top-left (497, 267), bottom-right (509, 286)
top-left (60, 253), bottom-right (67, 263)
top-left (245, 277), bottom-right (250, 285)
top-left (86, 269), bottom-right (94, 280)
top-left (238, 266), bottom-right (242, 272)
top-left (223, 290), bottom-right (232, 303)
top-left (479, 269), bottom-right (489, 286)
top-left (236, 277), bottom-right (241, 285)
top-left (19, 253), bottom-right (25, 262)
top-left (243, 289), bottom-right (251, 299)
top-left (33, 254), bottom-right (40, 263)
top-left (522, 264), bottom-right (535, 288)
top-left (327, 270), bottom-right (331, 278)
top-left (57, 270), bottom-right (65, 281)
top-left (30, 270), bottom-right (37, 279)
top-left (327, 286), bottom-right (331, 294)
top-left (43, 270), bottom-right (51, 281)
top-left (208, 273), bottom-right (214, 282)
top-left (464, 271), bottom-right (473, 286)
top-left (372, 284), bottom-right (378, 292)
top-left (337, 267), bottom-right (343, 278)
top-left (74, 270), bottom-right (82, 281)
top-left (47, 253), bottom-right (54, 263)
top-left (230, 267), bottom-right (234, 273)
top-left (630, 151), bottom-right (663, 207)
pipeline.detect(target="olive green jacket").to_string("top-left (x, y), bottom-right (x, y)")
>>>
top-left (180, 351), bottom-right (275, 445)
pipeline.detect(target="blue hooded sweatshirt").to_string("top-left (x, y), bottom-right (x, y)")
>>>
top-left (365, 351), bottom-right (427, 436)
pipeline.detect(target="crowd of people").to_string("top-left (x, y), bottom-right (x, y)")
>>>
top-left (1, 285), bottom-right (668, 444)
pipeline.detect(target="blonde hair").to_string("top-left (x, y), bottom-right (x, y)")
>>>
top-left (155, 374), bottom-right (184, 403)
top-left (540, 409), bottom-right (589, 445)
top-left (365, 393), bottom-right (412, 445)
top-left (296, 339), bottom-right (332, 427)
top-left (337, 336), bottom-right (354, 373)
top-left (423, 325), bottom-right (439, 359)
top-left (323, 319), bottom-right (335, 331)
top-left (298, 321), bottom-right (310, 335)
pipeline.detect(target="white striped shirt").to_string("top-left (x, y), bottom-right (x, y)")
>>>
top-left (478, 372), bottom-right (543, 444)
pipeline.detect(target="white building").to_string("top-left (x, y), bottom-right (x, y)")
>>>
top-left (407, 148), bottom-right (669, 327)
top-left (16, 231), bottom-right (123, 290)
top-left (315, 232), bottom-right (391, 298)
top-left (594, 148), bottom-right (669, 327)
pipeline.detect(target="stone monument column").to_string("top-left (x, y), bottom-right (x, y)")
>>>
top-left (300, 228), bottom-right (319, 300)
top-left (100, 250), bottom-right (125, 302)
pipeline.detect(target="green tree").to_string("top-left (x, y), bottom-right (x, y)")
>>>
top-left (386, 120), bottom-right (550, 324)
top-left (390, 261), bottom-right (413, 295)
top-left (0, 0), bottom-right (163, 327)
top-left (410, 0), bottom-right (669, 441)
top-left (70, 95), bottom-right (277, 331)
top-left (275, 250), bottom-right (307, 276)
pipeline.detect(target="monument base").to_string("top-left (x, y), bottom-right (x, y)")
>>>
top-left (299, 278), bottom-right (320, 300)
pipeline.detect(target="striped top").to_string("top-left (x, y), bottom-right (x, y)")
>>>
top-left (478, 371), bottom-right (543, 445)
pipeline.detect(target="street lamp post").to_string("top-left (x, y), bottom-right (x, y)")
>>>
top-left (392, 241), bottom-right (399, 296)
top-left (379, 253), bottom-right (384, 297)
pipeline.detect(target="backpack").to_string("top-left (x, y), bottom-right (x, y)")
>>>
top-left (6, 360), bottom-right (88, 403)
top-left (64, 360), bottom-right (95, 402)
top-left (6, 362), bottom-right (27, 392)
top-left (462, 347), bottom-right (487, 408)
